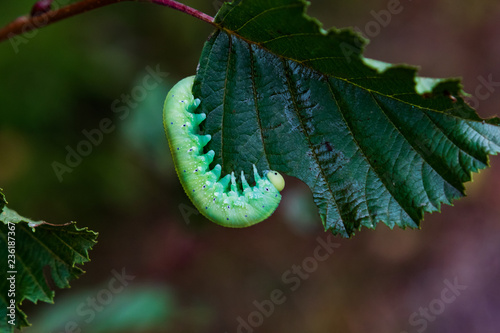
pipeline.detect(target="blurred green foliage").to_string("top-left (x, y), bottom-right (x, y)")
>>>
top-left (25, 284), bottom-right (212, 332)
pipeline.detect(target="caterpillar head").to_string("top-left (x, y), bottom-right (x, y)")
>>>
top-left (266, 171), bottom-right (285, 192)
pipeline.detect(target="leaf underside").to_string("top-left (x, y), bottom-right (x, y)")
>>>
top-left (193, 0), bottom-right (500, 237)
top-left (0, 191), bottom-right (98, 332)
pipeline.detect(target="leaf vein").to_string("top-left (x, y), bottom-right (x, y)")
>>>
top-left (280, 59), bottom-right (346, 232)
top-left (326, 78), bottom-right (418, 224)
top-left (249, 43), bottom-right (270, 167)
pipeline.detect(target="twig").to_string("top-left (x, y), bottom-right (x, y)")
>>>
top-left (0, 0), bottom-right (214, 44)
top-left (148, 0), bottom-right (214, 23)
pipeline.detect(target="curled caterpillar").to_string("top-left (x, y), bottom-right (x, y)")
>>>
top-left (163, 76), bottom-right (285, 227)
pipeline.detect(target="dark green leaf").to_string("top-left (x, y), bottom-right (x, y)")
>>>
top-left (193, 0), bottom-right (500, 237)
top-left (0, 190), bottom-right (98, 332)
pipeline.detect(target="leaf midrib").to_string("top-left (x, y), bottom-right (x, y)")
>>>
top-left (280, 57), bottom-right (352, 233)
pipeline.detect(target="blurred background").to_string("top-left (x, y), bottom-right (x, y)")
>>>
top-left (1, 0), bottom-right (500, 332)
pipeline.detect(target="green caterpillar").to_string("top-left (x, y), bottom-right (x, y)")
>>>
top-left (163, 76), bottom-right (285, 227)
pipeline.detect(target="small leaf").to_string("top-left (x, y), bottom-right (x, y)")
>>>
top-left (193, 0), bottom-right (500, 237)
top-left (0, 190), bottom-right (98, 332)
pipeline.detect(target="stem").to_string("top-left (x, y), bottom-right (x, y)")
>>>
top-left (148, 0), bottom-right (214, 23)
top-left (0, 0), bottom-right (214, 44)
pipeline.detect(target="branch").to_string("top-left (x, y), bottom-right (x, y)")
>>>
top-left (0, 0), bottom-right (214, 44)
